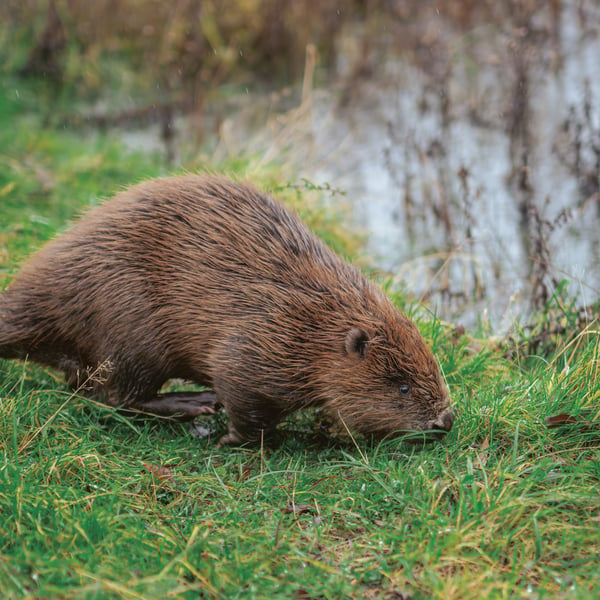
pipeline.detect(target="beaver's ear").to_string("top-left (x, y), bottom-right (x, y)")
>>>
top-left (345, 327), bottom-right (370, 359)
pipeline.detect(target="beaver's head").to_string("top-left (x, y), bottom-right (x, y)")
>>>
top-left (318, 316), bottom-right (453, 442)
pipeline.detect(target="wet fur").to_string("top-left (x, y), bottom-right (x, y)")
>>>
top-left (0, 175), bottom-right (452, 444)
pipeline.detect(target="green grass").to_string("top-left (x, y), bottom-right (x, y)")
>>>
top-left (1, 77), bottom-right (599, 599)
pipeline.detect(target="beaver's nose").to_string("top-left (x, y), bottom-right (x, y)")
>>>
top-left (429, 408), bottom-right (454, 433)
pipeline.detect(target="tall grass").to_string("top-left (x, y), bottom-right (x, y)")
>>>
top-left (1, 57), bottom-right (599, 600)
top-left (2, 331), bottom-right (599, 598)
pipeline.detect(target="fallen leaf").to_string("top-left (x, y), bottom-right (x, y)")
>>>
top-left (546, 413), bottom-right (578, 428)
top-left (143, 463), bottom-right (175, 482)
top-left (0, 181), bottom-right (15, 196)
top-left (477, 436), bottom-right (490, 467)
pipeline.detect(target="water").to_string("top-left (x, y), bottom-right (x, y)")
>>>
top-left (120, 1), bottom-right (600, 329)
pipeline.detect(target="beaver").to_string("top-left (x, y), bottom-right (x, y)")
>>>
top-left (0, 175), bottom-right (453, 445)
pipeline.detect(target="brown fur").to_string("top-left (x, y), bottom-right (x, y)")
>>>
top-left (0, 175), bottom-right (453, 444)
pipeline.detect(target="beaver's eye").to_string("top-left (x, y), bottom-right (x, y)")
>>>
top-left (399, 383), bottom-right (411, 396)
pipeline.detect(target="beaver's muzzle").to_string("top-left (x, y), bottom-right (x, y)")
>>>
top-left (427, 407), bottom-right (455, 436)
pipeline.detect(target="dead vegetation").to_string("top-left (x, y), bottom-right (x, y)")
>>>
top-left (3, 0), bottom-right (599, 324)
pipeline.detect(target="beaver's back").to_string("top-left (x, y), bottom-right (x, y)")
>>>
top-left (0, 175), bottom-right (372, 374)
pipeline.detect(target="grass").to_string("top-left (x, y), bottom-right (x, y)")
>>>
top-left (1, 77), bottom-right (600, 599)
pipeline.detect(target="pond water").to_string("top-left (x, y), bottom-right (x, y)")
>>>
top-left (122, 2), bottom-right (600, 329)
